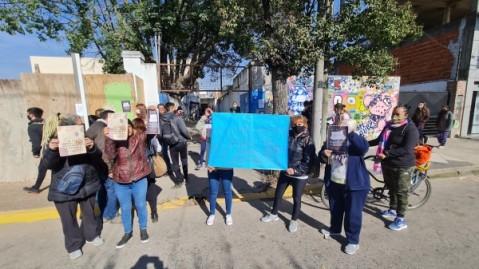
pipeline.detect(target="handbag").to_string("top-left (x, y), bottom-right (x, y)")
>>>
top-left (57, 164), bottom-right (86, 195)
top-left (152, 155), bottom-right (167, 178)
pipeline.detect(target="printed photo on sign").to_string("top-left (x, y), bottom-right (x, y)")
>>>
top-left (108, 113), bottom-right (128, 140)
top-left (147, 110), bottom-right (159, 134)
top-left (57, 125), bottom-right (86, 157)
top-left (327, 125), bottom-right (349, 153)
top-left (122, 100), bottom-right (131, 112)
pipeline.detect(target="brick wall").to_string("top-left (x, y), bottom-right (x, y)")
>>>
top-left (337, 30), bottom-right (459, 85)
top-left (393, 30), bottom-right (459, 85)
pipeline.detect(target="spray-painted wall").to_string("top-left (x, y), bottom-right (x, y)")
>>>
top-left (328, 76), bottom-right (401, 140)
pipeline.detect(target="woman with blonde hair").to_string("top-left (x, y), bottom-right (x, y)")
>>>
top-left (261, 115), bottom-right (315, 233)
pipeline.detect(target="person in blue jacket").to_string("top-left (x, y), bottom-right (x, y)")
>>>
top-left (319, 119), bottom-right (370, 255)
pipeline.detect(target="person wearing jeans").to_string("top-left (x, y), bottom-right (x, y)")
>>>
top-left (206, 169), bottom-right (234, 226)
top-left (104, 118), bottom-right (152, 248)
top-left (261, 115), bottom-right (315, 233)
top-left (195, 108), bottom-right (212, 170)
top-left (97, 177), bottom-right (118, 222)
top-left (114, 178), bottom-right (148, 234)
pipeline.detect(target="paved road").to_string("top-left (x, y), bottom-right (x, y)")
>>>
top-left (1, 175), bottom-right (478, 269)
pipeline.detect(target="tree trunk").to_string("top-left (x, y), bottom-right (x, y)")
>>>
top-left (272, 69), bottom-right (288, 114)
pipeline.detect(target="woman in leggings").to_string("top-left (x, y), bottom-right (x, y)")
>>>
top-left (261, 115), bottom-right (315, 233)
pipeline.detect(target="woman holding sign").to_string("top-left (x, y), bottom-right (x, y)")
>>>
top-left (104, 118), bottom-right (152, 249)
top-left (261, 115), bottom-right (315, 233)
top-left (319, 119), bottom-right (370, 255)
top-left (42, 114), bottom-right (103, 260)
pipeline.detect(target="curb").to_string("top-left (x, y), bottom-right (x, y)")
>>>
top-left (0, 184), bottom-right (324, 225)
top-left (2, 165), bottom-right (477, 225)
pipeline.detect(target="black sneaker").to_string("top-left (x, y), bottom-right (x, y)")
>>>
top-left (23, 186), bottom-right (40, 194)
top-left (140, 229), bottom-right (149, 243)
top-left (116, 232), bottom-right (133, 249)
top-left (151, 211), bottom-right (158, 223)
top-left (171, 183), bottom-right (183, 189)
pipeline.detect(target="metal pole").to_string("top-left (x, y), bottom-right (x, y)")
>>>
top-left (157, 32), bottom-right (162, 93)
top-left (71, 53), bottom-right (89, 130)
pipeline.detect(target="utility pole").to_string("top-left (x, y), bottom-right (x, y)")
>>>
top-left (157, 32), bottom-right (162, 93)
top-left (71, 53), bottom-right (89, 130)
top-left (312, 0), bottom-right (332, 147)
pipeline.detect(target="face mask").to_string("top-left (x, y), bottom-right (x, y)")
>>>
top-left (294, 126), bottom-right (305, 133)
top-left (392, 116), bottom-right (403, 123)
top-left (136, 109), bottom-right (141, 114)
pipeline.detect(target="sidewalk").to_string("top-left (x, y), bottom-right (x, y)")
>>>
top-left (1, 135), bottom-right (478, 224)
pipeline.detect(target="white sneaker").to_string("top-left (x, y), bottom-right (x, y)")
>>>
top-left (206, 215), bottom-right (215, 226)
top-left (260, 214), bottom-right (279, 222)
top-left (439, 146), bottom-right (445, 149)
top-left (345, 244), bottom-right (359, 255)
top-left (86, 236), bottom-right (104, 247)
top-left (69, 249), bottom-right (83, 260)
top-left (226, 214), bottom-right (233, 225)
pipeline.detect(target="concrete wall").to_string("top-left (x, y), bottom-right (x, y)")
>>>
top-left (0, 73), bottom-right (144, 183)
top-left (0, 79), bottom-right (39, 182)
top-left (30, 56), bottom-right (103, 75)
top-left (122, 51), bottom-right (159, 106)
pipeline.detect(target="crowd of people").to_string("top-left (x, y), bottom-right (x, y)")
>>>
top-left (21, 98), bottom-right (449, 258)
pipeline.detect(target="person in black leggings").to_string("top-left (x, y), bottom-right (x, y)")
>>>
top-left (260, 115), bottom-right (315, 233)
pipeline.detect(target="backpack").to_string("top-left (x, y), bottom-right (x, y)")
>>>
top-left (57, 164), bottom-right (86, 195)
top-left (160, 118), bottom-right (180, 145)
top-left (305, 136), bottom-right (321, 178)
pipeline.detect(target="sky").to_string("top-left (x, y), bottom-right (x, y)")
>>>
top-left (0, 0), bottom-right (342, 80)
top-left (0, 32), bottom-right (70, 79)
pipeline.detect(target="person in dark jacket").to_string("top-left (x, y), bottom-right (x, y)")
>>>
top-left (161, 102), bottom-right (191, 188)
top-left (319, 119), bottom-right (370, 255)
top-left (369, 106), bottom-right (419, 231)
top-left (23, 107), bottom-right (48, 193)
top-left (261, 115), bottom-right (315, 233)
top-left (42, 114), bottom-right (103, 260)
top-left (104, 119), bottom-right (152, 249)
top-left (229, 101), bottom-right (241, 113)
top-left (85, 110), bottom-right (120, 224)
top-left (435, 105), bottom-right (454, 149)
top-left (412, 101), bottom-right (430, 144)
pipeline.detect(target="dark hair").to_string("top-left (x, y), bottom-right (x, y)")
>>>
top-left (165, 102), bottom-right (175, 111)
top-left (27, 107), bottom-right (44, 118)
top-left (303, 100), bottom-right (310, 106)
top-left (132, 118), bottom-right (146, 131)
top-left (95, 108), bottom-right (105, 117)
top-left (99, 110), bottom-right (114, 120)
top-left (177, 106), bottom-right (183, 110)
top-left (157, 103), bottom-right (165, 109)
top-left (88, 115), bottom-right (99, 125)
top-left (334, 103), bottom-right (345, 110)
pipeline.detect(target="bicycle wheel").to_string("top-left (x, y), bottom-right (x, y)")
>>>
top-left (320, 184), bottom-right (330, 209)
top-left (407, 177), bottom-right (431, 210)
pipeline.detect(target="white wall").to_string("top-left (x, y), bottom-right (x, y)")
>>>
top-left (122, 51), bottom-right (159, 105)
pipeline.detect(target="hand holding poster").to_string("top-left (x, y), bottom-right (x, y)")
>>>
top-left (57, 125), bottom-right (86, 157)
top-left (327, 125), bottom-right (349, 153)
top-left (108, 113), bottom-right (128, 140)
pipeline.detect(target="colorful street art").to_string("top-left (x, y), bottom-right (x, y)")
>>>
top-left (287, 76), bottom-right (314, 115)
top-left (328, 76), bottom-right (400, 140)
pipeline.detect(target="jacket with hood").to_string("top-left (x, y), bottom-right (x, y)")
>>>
top-left (44, 146), bottom-right (102, 202)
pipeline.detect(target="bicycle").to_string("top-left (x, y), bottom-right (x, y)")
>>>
top-left (320, 155), bottom-right (432, 210)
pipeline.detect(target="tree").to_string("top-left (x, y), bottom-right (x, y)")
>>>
top-left (235, 0), bottom-right (422, 114)
top-left (1, 0), bottom-right (246, 98)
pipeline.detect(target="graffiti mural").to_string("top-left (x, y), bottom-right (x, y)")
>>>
top-left (287, 76), bottom-right (314, 115)
top-left (328, 76), bottom-right (400, 140)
